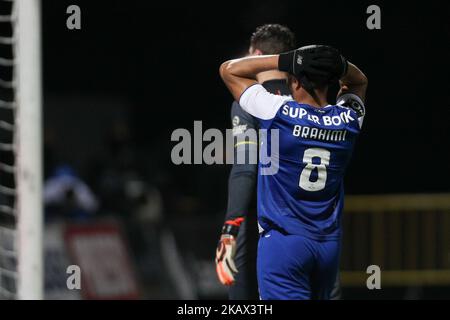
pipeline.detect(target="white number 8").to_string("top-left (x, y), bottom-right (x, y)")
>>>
top-left (299, 148), bottom-right (330, 192)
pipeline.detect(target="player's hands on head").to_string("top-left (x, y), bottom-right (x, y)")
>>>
top-left (278, 45), bottom-right (348, 82)
top-left (215, 217), bottom-right (244, 286)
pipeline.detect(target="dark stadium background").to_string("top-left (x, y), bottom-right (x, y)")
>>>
top-left (40, 0), bottom-right (450, 299)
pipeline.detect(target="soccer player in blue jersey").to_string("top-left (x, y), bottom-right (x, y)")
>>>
top-left (219, 45), bottom-right (367, 299)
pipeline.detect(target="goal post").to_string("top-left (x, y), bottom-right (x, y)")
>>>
top-left (15, 0), bottom-right (43, 300)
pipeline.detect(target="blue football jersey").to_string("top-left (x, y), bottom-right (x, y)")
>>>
top-left (239, 84), bottom-right (365, 240)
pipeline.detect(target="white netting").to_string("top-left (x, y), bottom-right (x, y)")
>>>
top-left (0, 0), bottom-right (17, 300)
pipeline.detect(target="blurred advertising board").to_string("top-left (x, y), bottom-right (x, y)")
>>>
top-left (44, 220), bottom-right (139, 300)
top-left (64, 222), bottom-right (140, 299)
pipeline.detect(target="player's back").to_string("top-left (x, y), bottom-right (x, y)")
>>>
top-left (239, 84), bottom-right (365, 240)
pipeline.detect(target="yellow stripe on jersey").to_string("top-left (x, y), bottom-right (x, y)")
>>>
top-left (234, 141), bottom-right (258, 148)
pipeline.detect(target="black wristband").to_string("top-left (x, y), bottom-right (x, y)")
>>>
top-left (278, 50), bottom-right (295, 74)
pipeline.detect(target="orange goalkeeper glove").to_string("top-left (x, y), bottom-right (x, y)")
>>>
top-left (215, 217), bottom-right (244, 286)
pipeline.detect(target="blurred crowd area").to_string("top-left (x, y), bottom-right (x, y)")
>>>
top-left (43, 96), bottom-right (228, 299)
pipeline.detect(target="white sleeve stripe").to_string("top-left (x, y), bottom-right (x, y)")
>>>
top-left (239, 84), bottom-right (290, 120)
top-left (358, 117), bottom-right (364, 128)
top-left (237, 83), bottom-right (260, 104)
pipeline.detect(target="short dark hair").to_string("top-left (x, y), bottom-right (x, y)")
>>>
top-left (250, 24), bottom-right (296, 55)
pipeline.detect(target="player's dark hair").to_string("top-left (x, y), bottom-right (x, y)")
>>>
top-left (289, 74), bottom-right (330, 105)
top-left (250, 24), bottom-right (296, 54)
top-left (299, 74), bottom-right (329, 104)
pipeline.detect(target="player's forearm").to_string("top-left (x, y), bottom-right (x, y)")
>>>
top-left (338, 62), bottom-right (368, 101)
top-left (225, 163), bottom-right (257, 221)
top-left (220, 55), bottom-right (279, 101)
top-left (220, 55), bottom-right (279, 80)
top-left (341, 62), bottom-right (367, 87)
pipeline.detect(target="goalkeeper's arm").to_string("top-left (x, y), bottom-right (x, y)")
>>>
top-left (215, 102), bottom-right (258, 286)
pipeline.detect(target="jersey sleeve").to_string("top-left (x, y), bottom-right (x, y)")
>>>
top-left (231, 101), bottom-right (258, 133)
top-left (224, 102), bottom-right (258, 221)
top-left (239, 84), bottom-right (290, 120)
top-left (336, 93), bottom-right (366, 128)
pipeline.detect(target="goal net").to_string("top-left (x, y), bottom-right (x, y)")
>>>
top-left (0, 0), bottom-right (43, 300)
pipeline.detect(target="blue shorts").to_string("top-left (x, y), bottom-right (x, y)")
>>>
top-left (257, 228), bottom-right (340, 300)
